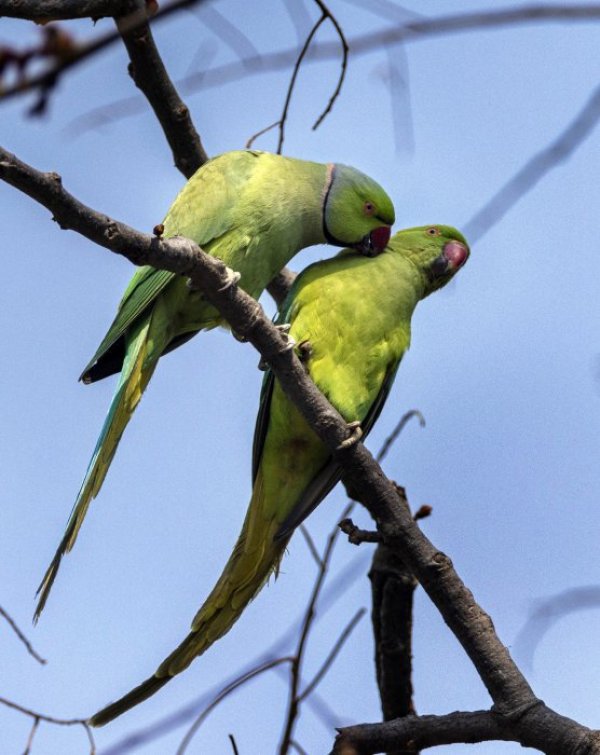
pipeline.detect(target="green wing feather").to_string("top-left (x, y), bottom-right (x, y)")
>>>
top-left (81, 150), bottom-right (264, 382)
top-left (80, 268), bottom-right (174, 381)
top-left (274, 361), bottom-right (401, 540)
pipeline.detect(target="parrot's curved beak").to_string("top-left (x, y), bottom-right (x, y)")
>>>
top-left (429, 240), bottom-right (469, 279)
top-left (353, 225), bottom-right (391, 257)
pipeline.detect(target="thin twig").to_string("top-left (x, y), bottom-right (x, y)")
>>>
top-left (0, 0), bottom-right (210, 108)
top-left (0, 605), bottom-right (46, 664)
top-left (339, 518), bottom-right (381, 545)
top-left (310, 0), bottom-right (349, 131)
top-left (276, 12), bottom-right (326, 153)
top-left (228, 733), bottom-right (240, 755)
top-left (67, 4), bottom-right (600, 134)
top-left (299, 608), bottom-right (366, 701)
top-left (176, 657), bottom-right (293, 754)
top-left (278, 501), bottom-right (353, 754)
top-left (245, 120), bottom-right (280, 149)
top-left (299, 524), bottom-right (325, 569)
top-left (0, 697), bottom-right (96, 753)
top-left (376, 410), bottom-right (425, 463)
top-left (23, 716), bottom-right (40, 755)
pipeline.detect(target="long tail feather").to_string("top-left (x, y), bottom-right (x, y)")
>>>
top-left (90, 472), bottom-right (287, 725)
top-left (34, 320), bottom-right (155, 621)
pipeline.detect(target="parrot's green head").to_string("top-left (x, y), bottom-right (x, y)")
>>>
top-left (323, 164), bottom-right (395, 256)
top-left (388, 225), bottom-right (470, 297)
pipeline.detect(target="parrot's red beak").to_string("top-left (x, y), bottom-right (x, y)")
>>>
top-left (428, 240), bottom-right (469, 282)
top-left (442, 240), bottom-right (469, 270)
top-left (354, 225), bottom-right (391, 257)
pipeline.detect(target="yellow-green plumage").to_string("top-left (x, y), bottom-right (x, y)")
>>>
top-left (90, 225), bottom-right (469, 726)
top-left (35, 149), bottom-right (395, 620)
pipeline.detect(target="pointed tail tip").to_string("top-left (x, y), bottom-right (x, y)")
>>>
top-left (33, 556), bottom-right (62, 623)
top-left (89, 674), bottom-right (170, 727)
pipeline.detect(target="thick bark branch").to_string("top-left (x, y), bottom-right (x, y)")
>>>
top-left (0, 0), bottom-right (127, 20)
top-left (2, 146), bottom-right (599, 754)
top-left (116, 0), bottom-right (208, 177)
top-left (369, 544), bottom-right (417, 755)
top-left (333, 708), bottom-right (600, 754)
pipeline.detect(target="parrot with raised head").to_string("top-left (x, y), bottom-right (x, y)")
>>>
top-left (89, 224), bottom-right (469, 725)
top-left (35, 150), bottom-right (394, 620)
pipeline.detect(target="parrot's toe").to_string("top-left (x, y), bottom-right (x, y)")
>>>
top-left (336, 420), bottom-right (363, 450)
top-left (218, 267), bottom-right (242, 292)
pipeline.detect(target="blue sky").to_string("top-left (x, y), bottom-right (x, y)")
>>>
top-left (1, 2), bottom-right (600, 753)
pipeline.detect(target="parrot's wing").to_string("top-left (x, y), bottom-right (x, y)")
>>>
top-left (80, 267), bottom-right (174, 382)
top-left (252, 367), bottom-right (275, 483)
top-left (273, 360), bottom-right (402, 541)
top-left (81, 150), bottom-right (264, 383)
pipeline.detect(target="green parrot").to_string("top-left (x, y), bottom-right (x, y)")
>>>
top-left (35, 149), bottom-right (395, 620)
top-left (89, 224), bottom-right (469, 726)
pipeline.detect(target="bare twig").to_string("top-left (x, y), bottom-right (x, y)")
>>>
top-left (0, 0), bottom-right (210, 108)
top-left (68, 4), bottom-right (600, 133)
top-left (376, 410), bottom-right (425, 464)
top-left (0, 605), bottom-right (46, 664)
top-left (278, 503), bottom-right (352, 754)
top-left (228, 733), bottom-right (240, 755)
top-left (0, 0), bottom-right (127, 21)
top-left (245, 120), bottom-right (281, 150)
top-left (276, 12), bottom-right (326, 153)
top-left (176, 657), bottom-right (293, 754)
top-left (0, 697), bottom-right (96, 754)
top-left (310, 0), bottom-right (348, 131)
top-left (299, 524), bottom-right (325, 569)
top-left (464, 81), bottom-right (600, 243)
top-left (115, 0), bottom-right (208, 177)
top-left (23, 716), bottom-right (40, 755)
top-left (299, 608), bottom-right (366, 701)
top-left (339, 518), bottom-right (382, 545)
top-left (256, 0), bottom-right (348, 153)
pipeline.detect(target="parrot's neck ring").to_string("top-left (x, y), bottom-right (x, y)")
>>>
top-left (322, 163), bottom-right (346, 247)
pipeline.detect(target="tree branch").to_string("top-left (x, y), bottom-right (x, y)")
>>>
top-left (68, 2), bottom-right (600, 134)
top-left (0, 604), bottom-right (46, 664)
top-left (115, 0), bottom-right (208, 177)
top-left (0, 0), bottom-right (209, 107)
top-left (0, 0), bottom-right (127, 21)
top-left (369, 545), bottom-right (417, 729)
top-left (2, 145), bottom-right (599, 753)
top-left (333, 710), bottom-right (512, 753)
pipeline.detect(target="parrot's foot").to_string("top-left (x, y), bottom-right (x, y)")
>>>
top-left (336, 421), bottom-right (363, 450)
top-left (258, 325), bottom-right (296, 371)
top-left (276, 323), bottom-right (296, 350)
top-left (295, 339), bottom-right (312, 366)
top-left (218, 267), bottom-right (242, 292)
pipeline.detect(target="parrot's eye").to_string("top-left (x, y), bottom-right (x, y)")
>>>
top-left (363, 201), bottom-right (375, 216)
top-left (426, 227), bottom-right (441, 236)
